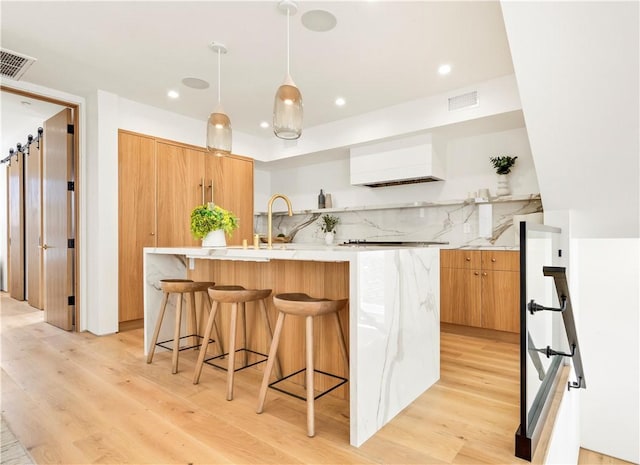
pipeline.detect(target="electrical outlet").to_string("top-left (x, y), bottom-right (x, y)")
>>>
top-left (463, 223), bottom-right (471, 233)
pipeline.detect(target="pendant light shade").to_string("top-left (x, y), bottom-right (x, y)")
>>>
top-left (207, 42), bottom-right (232, 155)
top-left (274, 0), bottom-right (303, 140)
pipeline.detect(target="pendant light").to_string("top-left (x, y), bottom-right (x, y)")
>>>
top-left (273, 0), bottom-right (303, 140)
top-left (206, 42), bottom-right (232, 155)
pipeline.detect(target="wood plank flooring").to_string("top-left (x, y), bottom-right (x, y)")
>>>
top-left (0, 294), bottom-right (533, 464)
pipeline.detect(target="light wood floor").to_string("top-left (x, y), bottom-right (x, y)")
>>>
top-left (0, 294), bottom-right (628, 465)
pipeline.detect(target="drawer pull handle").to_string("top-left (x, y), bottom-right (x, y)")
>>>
top-left (491, 258), bottom-right (496, 262)
top-left (482, 272), bottom-right (488, 276)
top-left (465, 257), bottom-right (471, 261)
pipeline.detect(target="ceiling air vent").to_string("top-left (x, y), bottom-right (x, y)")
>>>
top-left (448, 91), bottom-right (478, 111)
top-left (1, 49), bottom-right (37, 80)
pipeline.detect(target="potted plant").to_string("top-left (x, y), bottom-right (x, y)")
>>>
top-left (190, 203), bottom-right (238, 247)
top-left (319, 214), bottom-right (339, 245)
top-left (490, 155), bottom-right (517, 196)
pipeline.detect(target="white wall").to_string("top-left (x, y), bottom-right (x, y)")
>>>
top-left (264, 127), bottom-right (538, 211)
top-left (574, 239), bottom-right (639, 463)
top-left (501, 1), bottom-right (639, 239)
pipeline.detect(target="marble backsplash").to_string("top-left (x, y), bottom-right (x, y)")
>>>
top-left (255, 195), bottom-right (543, 248)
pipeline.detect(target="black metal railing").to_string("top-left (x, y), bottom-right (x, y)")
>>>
top-left (515, 223), bottom-right (586, 461)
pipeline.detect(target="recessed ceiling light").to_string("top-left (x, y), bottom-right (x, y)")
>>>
top-left (335, 97), bottom-right (346, 107)
top-left (167, 90), bottom-right (179, 99)
top-left (301, 10), bottom-right (337, 32)
top-left (438, 64), bottom-right (452, 75)
top-left (181, 77), bottom-right (210, 89)
top-left (260, 121), bottom-right (270, 129)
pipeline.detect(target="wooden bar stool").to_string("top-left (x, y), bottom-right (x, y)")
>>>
top-left (256, 293), bottom-right (349, 437)
top-left (146, 279), bottom-right (221, 374)
top-left (193, 285), bottom-right (282, 401)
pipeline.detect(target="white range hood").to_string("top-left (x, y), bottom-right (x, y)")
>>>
top-left (349, 134), bottom-right (445, 187)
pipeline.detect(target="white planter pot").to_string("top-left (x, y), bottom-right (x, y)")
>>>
top-left (324, 231), bottom-right (335, 245)
top-left (496, 174), bottom-right (511, 197)
top-left (202, 229), bottom-right (226, 247)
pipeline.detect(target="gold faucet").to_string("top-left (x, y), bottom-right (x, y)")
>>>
top-left (267, 193), bottom-right (293, 249)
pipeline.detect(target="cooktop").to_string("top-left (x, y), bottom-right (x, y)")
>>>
top-left (339, 239), bottom-right (449, 247)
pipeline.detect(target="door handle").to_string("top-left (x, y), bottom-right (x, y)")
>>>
top-left (200, 177), bottom-right (205, 204)
top-left (40, 244), bottom-right (50, 250)
top-left (209, 180), bottom-right (214, 204)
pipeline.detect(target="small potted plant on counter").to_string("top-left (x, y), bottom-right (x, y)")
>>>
top-left (490, 155), bottom-right (517, 196)
top-left (319, 214), bottom-right (339, 245)
top-left (190, 203), bottom-right (238, 247)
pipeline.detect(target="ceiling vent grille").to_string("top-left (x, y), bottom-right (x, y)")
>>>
top-left (448, 91), bottom-right (478, 111)
top-left (1, 49), bottom-right (37, 80)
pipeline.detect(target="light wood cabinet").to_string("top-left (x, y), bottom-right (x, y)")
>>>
top-left (209, 154), bottom-right (254, 246)
top-left (440, 249), bottom-right (520, 333)
top-left (118, 132), bottom-right (157, 323)
top-left (156, 141), bottom-right (203, 247)
top-left (118, 130), bottom-right (254, 323)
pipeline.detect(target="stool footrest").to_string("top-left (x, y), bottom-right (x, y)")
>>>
top-left (204, 349), bottom-right (268, 372)
top-left (269, 368), bottom-right (348, 401)
top-left (156, 335), bottom-right (214, 352)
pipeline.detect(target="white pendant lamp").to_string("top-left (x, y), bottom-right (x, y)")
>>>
top-left (207, 42), bottom-right (232, 155)
top-left (273, 0), bottom-right (303, 140)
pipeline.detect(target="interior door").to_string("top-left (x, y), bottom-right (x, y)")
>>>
top-left (26, 136), bottom-right (43, 309)
top-left (43, 108), bottom-right (74, 330)
top-left (7, 152), bottom-right (25, 300)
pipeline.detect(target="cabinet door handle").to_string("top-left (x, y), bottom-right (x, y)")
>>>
top-left (482, 272), bottom-right (488, 276)
top-left (465, 257), bottom-right (471, 261)
top-left (491, 258), bottom-right (496, 262)
top-left (209, 180), bottom-right (214, 204)
top-left (200, 177), bottom-right (205, 204)
top-left (150, 232), bottom-right (155, 236)
top-left (474, 271), bottom-right (479, 276)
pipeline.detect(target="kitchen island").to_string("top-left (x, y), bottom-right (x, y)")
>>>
top-left (143, 244), bottom-right (440, 447)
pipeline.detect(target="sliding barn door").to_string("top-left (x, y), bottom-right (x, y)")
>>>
top-left (7, 152), bottom-right (24, 300)
top-left (26, 136), bottom-right (43, 309)
top-left (43, 108), bottom-right (74, 330)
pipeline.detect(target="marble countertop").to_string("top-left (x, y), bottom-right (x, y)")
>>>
top-left (144, 244), bottom-right (443, 262)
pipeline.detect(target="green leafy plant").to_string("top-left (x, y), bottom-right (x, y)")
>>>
top-left (190, 203), bottom-right (238, 239)
top-left (490, 155), bottom-right (518, 175)
top-left (319, 214), bottom-right (339, 233)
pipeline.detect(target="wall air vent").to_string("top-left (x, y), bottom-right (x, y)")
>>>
top-left (1, 49), bottom-right (37, 80)
top-left (448, 90), bottom-right (478, 111)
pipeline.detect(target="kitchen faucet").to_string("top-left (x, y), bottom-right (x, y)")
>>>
top-left (267, 193), bottom-right (293, 249)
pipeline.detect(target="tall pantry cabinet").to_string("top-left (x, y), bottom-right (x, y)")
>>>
top-left (118, 130), bottom-right (254, 324)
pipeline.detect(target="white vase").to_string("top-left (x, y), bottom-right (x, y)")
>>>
top-left (324, 231), bottom-right (335, 245)
top-left (496, 174), bottom-right (511, 197)
top-left (202, 229), bottom-right (226, 247)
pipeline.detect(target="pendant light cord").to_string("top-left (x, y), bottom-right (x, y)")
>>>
top-left (217, 48), bottom-right (221, 104)
top-left (286, 7), bottom-right (290, 76)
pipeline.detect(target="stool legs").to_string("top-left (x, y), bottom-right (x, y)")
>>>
top-left (306, 315), bottom-right (315, 437)
top-left (226, 302), bottom-right (239, 400)
top-left (172, 292), bottom-right (183, 374)
top-left (334, 312), bottom-right (350, 376)
top-left (147, 292), bottom-right (169, 363)
top-left (189, 292), bottom-right (199, 350)
top-left (259, 299), bottom-right (282, 379)
top-left (193, 300), bottom-right (220, 384)
top-left (257, 311), bottom-right (286, 414)
top-left (256, 307), bottom-right (349, 438)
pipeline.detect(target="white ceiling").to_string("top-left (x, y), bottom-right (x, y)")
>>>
top-left (1, 0), bottom-right (514, 146)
